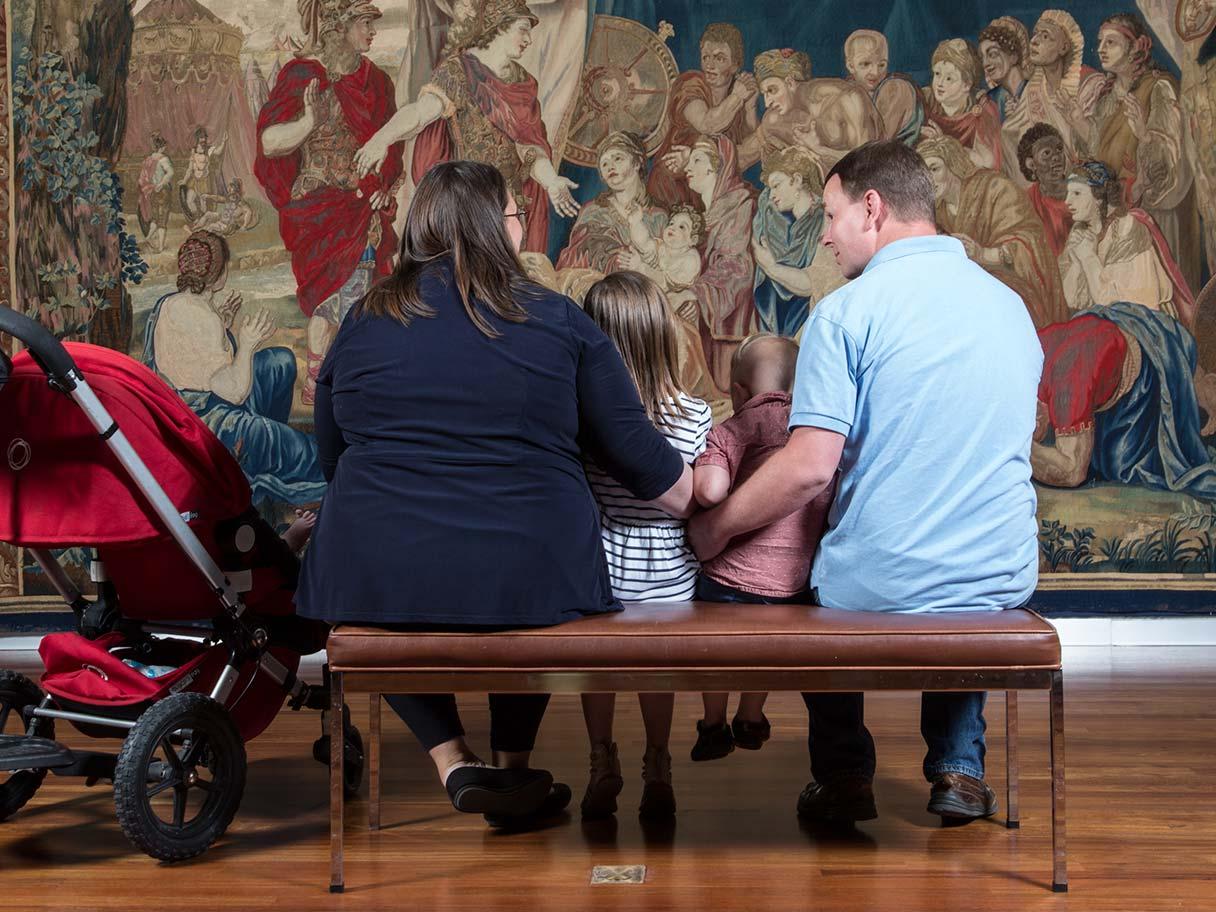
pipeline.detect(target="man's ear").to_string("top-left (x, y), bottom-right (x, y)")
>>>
top-left (862, 188), bottom-right (884, 229)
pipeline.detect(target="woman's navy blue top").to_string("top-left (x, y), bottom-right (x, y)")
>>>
top-left (295, 260), bottom-right (684, 627)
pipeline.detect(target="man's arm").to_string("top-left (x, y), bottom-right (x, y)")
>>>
top-left (688, 426), bottom-right (844, 561)
top-left (875, 79), bottom-right (917, 141)
top-left (1031, 430), bottom-right (1093, 488)
top-left (353, 92), bottom-right (446, 178)
top-left (262, 79), bottom-right (322, 157)
top-left (735, 125), bottom-right (764, 172)
top-left (529, 154), bottom-right (581, 218)
top-left (684, 74), bottom-right (756, 135)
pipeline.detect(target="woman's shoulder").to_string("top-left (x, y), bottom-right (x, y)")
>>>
top-left (157, 291), bottom-right (219, 329)
top-left (1107, 212), bottom-right (1155, 259)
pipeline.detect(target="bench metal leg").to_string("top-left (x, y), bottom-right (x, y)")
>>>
top-left (1049, 670), bottom-right (1068, 893)
top-left (369, 693), bottom-right (381, 831)
top-left (329, 671), bottom-right (345, 894)
top-left (1005, 690), bottom-right (1019, 829)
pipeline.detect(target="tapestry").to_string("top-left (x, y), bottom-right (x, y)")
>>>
top-left (3, 0), bottom-right (1216, 623)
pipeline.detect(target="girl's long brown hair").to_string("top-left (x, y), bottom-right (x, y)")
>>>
top-left (583, 271), bottom-right (691, 430)
top-left (356, 160), bottom-right (540, 336)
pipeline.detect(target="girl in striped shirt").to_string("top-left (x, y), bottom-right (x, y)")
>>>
top-left (579, 271), bottom-right (713, 821)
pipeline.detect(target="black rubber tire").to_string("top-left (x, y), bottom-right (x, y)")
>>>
top-left (0, 670), bottom-right (53, 822)
top-left (113, 692), bottom-right (246, 861)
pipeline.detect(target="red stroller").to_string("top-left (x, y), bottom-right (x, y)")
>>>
top-left (0, 305), bottom-right (362, 860)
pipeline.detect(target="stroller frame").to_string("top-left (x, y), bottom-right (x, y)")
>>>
top-left (0, 305), bottom-right (359, 861)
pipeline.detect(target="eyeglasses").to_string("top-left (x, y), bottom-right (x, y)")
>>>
top-left (504, 207), bottom-right (528, 229)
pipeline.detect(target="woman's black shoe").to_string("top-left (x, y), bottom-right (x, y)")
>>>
top-left (689, 720), bottom-right (734, 761)
top-left (731, 714), bottom-right (771, 750)
top-left (444, 765), bottom-right (553, 815)
top-left (484, 782), bottom-right (572, 829)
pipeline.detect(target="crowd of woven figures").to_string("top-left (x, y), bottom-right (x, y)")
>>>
top-left (103, 0), bottom-right (1216, 574)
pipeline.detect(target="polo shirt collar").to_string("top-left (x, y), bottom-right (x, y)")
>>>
top-left (862, 235), bottom-right (965, 274)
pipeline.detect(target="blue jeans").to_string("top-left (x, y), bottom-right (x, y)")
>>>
top-left (800, 691), bottom-right (987, 784)
top-left (802, 587), bottom-right (990, 783)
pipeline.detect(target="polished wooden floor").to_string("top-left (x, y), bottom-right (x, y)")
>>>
top-left (2, 647), bottom-right (1214, 910)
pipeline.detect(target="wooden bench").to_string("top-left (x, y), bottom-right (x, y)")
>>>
top-left (326, 602), bottom-right (1065, 893)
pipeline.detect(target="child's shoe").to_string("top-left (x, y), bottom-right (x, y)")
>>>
top-left (731, 714), bottom-right (771, 750)
top-left (580, 741), bottom-right (624, 819)
top-left (689, 719), bottom-right (734, 761)
top-left (639, 745), bottom-right (675, 819)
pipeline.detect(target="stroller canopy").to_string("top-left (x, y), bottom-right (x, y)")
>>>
top-left (0, 342), bottom-right (251, 547)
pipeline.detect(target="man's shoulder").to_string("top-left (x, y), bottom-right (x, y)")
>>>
top-left (431, 54), bottom-right (470, 92)
top-left (279, 57), bottom-right (325, 83)
top-left (808, 280), bottom-right (865, 329)
top-left (875, 75), bottom-right (917, 103)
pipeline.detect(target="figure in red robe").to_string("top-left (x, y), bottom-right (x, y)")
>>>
top-left (351, 0), bottom-right (580, 255)
top-left (647, 23), bottom-right (758, 210)
top-left (255, 0), bottom-right (402, 404)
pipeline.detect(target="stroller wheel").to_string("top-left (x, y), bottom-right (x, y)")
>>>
top-left (113, 692), bottom-right (246, 861)
top-left (0, 670), bottom-right (54, 822)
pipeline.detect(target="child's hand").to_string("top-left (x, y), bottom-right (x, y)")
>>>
top-left (687, 510), bottom-right (729, 562)
top-left (619, 248), bottom-right (644, 271)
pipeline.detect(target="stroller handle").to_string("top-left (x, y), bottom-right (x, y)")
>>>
top-left (0, 304), bottom-right (80, 391)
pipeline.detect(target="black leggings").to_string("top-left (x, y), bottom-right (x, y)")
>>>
top-left (384, 693), bottom-right (551, 753)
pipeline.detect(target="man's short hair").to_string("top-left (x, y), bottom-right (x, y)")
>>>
top-left (845, 29), bottom-right (887, 63)
top-left (824, 139), bottom-right (936, 223)
top-left (701, 22), bottom-right (744, 67)
top-left (1016, 122), bottom-right (1063, 182)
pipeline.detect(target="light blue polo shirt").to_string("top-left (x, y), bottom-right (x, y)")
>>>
top-left (791, 235), bottom-right (1042, 612)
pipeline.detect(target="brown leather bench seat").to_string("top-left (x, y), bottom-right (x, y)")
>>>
top-left (325, 602), bottom-right (1066, 894)
top-left (327, 602), bottom-right (1061, 674)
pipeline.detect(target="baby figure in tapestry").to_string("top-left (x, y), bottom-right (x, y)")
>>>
top-left (625, 204), bottom-right (704, 295)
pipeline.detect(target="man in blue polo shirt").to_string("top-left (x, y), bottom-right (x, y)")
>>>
top-left (689, 139), bottom-right (1042, 823)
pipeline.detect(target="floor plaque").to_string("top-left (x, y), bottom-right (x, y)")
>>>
top-left (590, 865), bottom-right (646, 884)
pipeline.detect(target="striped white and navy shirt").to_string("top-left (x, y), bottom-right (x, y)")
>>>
top-left (585, 393), bottom-right (713, 602)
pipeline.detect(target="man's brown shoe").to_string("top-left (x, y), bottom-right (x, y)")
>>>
top-left (927, 773), bottom-right (998, 820)
top-left (796, 776), bottom-right (877, 823)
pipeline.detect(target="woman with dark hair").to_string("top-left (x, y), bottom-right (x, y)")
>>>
top-left (143, 231), bottom-right (327, 505)
top-left (296, 160), bottom-right (695, 824)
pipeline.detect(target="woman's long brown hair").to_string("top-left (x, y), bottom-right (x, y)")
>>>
top-left (356, 160), bottom-right (540, 336)
top-left (583, 271), bottom-right (691, 430)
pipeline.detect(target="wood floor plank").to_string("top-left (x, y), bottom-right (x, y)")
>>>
top-left (1, 647), bottom-right (1214, 910)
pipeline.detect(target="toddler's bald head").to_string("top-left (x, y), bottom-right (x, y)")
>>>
top-left (731, 333), bottom-right (799, 406)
